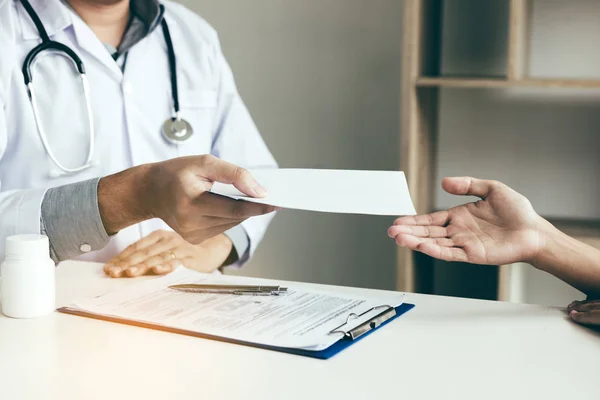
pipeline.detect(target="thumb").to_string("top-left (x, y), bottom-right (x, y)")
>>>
top-left (194, 156), bottom-right (268, 198)
top-left (441, 177), bottom-right (497, 199)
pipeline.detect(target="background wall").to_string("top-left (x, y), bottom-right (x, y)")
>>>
top-left (437, 0), bottom-right (600, 217)
top-left (178, 0), bottom-right (405, 289)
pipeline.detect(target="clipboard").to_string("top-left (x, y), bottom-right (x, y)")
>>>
top-left (269, 303), bottom-right (415, 359)
top-left (58, 302), bottom-right (414, 360)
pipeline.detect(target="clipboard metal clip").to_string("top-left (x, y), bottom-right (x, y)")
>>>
top-left (329, 305), bottom-right (397, 341)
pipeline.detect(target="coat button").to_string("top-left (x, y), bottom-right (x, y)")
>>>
top-left (80, 243), bottom-right (92, 253)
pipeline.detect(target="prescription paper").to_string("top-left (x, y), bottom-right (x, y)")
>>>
top-left (63, 268), bottom-right (406, 351)
top-left (211, 169), bottom-right (417, 216)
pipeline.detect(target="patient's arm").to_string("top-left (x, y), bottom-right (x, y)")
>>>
top-left (388, 177), bottom-right (600, 325)
top-left (532, 222), bottom-right (600, 299)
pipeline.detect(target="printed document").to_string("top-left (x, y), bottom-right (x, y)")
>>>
top-left (211, 169), bottom-right (416, 216)
top-left (63, 268), bottom-right (406, 351)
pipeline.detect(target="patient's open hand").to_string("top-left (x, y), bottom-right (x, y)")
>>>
top-left (389, 177), bottom-right (545, 266)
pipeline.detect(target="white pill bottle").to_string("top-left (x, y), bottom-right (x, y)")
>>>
top-left (1, 234), bottom-right (55, 318)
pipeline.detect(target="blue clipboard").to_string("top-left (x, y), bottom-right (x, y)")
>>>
top-left (263, 303), bottom-right (415, 359)
top-left (58, 303), bottom-right (414, 360)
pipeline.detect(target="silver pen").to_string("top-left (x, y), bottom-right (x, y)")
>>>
top-left (168, 284), bottom-right (288, 296)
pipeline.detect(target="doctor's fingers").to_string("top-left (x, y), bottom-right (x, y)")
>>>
top-left (109, 236), bottom-right (182, 269)
top-left (125, 258), bottom-right (182, 277)
top-left (127, 251), bottom-right (185, 274)
top-left (109, 256), bottom-right (181, 278)
top-left (128, 245), bottom-right (194, 276)
top-left (192, 193), bottom-right (277, 219)
top-left (108, 230), bottom-right (176, 265)
top-left (189, 155), bottom-right (267, 198)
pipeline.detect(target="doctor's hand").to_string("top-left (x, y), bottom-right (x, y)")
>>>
top-left (98, 155), bottom-right (276, 244)
top-left (388, 177), bottom-right (545, 266)
top-left (103, 230), bottom-right (233, 278)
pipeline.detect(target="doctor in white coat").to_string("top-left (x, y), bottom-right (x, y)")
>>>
top-left (0, 0), bottom-right (278, 277)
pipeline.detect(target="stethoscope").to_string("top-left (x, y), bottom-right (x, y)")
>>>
top-left (20, 0), bottom-right (193, 175)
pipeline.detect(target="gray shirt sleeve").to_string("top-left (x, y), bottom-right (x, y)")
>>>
top-left (41, 178), bottom-right (250, 265)
top-left (41, 178), bottom-right (110, 263)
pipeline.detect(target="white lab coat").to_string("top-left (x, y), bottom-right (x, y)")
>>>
top-left (0, 0), bottom-right (277, 263)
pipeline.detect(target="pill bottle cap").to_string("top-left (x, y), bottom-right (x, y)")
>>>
top-left (5, 234), bottom-right (50, 261)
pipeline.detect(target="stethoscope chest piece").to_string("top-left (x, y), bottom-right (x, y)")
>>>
top-left (162, 117), bottom-right (193, 144)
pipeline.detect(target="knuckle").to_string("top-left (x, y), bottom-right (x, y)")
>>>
top-left (150, 230), bottom-right (163, 238)
top-left (159, 229), bottom-right (176, 239)
top-left (167, 236), bottom-right (181, 246)
top-left (489, 180), bottom-right (505, 191)
top-left (140, 248), bottom-right (152, 258)
top-left (199, 154), bottom-right (216, 167)
top-left (175, 170), bottom-right (188, 185)
top-left (234, 167), bottom-right (250, 182)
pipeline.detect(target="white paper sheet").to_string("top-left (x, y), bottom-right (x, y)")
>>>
top-left (211, 169), bottom-right (416, 216)
top-left (66, 268), bottom-right (406, 351)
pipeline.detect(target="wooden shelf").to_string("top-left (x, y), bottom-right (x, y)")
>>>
top-left (398, 0), bottom-right (600, 294)
top-left (416, 77), bottom-right (600, 89)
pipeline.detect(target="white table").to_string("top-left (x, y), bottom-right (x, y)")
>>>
top-left (1, 261), bottom-right (599, 400)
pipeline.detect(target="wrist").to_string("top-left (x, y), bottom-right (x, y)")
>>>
top-left (98, 164), bottom-right (154, 234)
top-left (529, 215), bottom-right (562, 270)
top-left (197, 234), bottom-right (234, 267)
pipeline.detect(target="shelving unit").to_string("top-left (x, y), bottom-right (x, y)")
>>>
top-left (416, 77), bottom-right (600, 89)
top-left (398, 0), bottom-right (600, 296)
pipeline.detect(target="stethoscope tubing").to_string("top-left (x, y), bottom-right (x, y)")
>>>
top-left (19, 0), bottom-right (186, 175)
